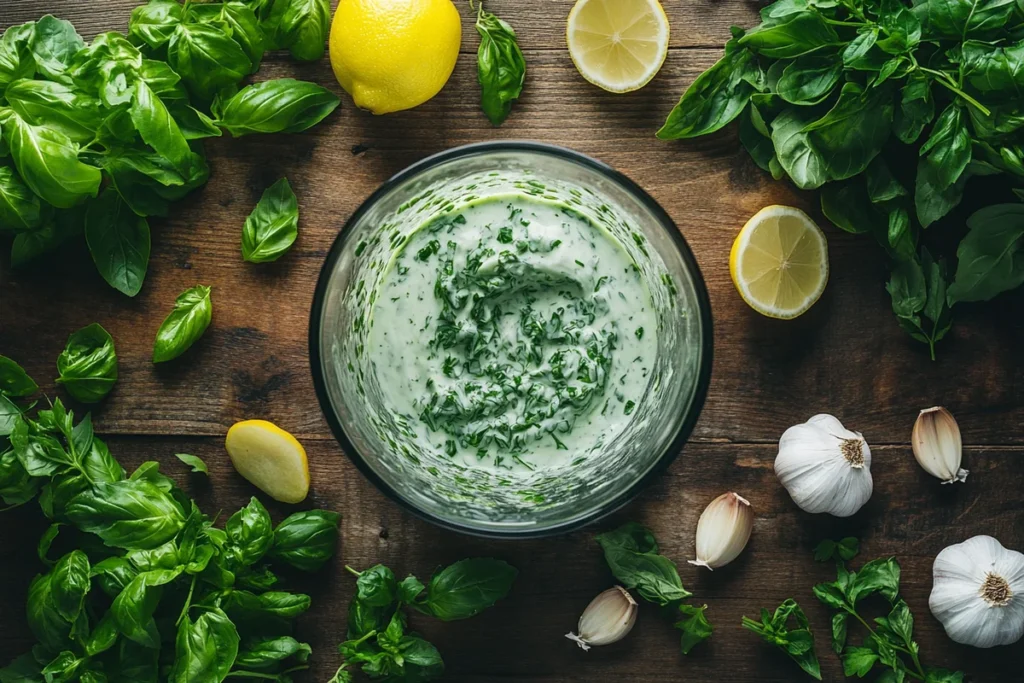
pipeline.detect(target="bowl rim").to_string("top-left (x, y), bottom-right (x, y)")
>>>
top-left (308, 140), bottom-right (714, 539)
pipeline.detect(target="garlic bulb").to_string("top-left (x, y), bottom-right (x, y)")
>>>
top-left (929, 535), bottom-right (1024, 648)
top-left (565, 586), bottom-right (637, 650)
top-left (689, 492), bottom-right (753, 570)
top-left (912, 407), bottom-right (968, 483)
top-left (774, 414), bottom-right (873, 517)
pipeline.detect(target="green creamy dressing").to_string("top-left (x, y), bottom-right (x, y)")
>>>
top-left (367, 193), bottom-right (658, 473)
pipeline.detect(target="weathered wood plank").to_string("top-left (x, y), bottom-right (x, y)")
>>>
top-left (0, 438), bottom-right (1020, 681)
top-left (0, 0), bottom-right (760, 49)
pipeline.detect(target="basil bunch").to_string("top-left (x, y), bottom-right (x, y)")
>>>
top-left (0, 357), bottom-right (340, 683)
top-left (662, 0), bottom-right (1024, 357)
top-left (0, 3), bottom-right (338, 296)
top-left (330, 558), bottom-right (517, 683)
top-left (596, 523), bottom-right (713, 654)
top-left (473, 0), bottom-right (526, 126)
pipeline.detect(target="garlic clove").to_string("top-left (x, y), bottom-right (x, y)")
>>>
top-left (929, 535), bottom-right (1024, 648)
top-left (912, 406), bottom-right (968, 484)
top-left (689, 492), bottom-right (753, 570)
top-left (565, 585), bottom-right (637, 651)
top-left (775, 414), bottom-right (873, 517)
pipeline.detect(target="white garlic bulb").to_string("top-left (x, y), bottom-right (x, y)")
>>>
top-left (565, 586), bottom-right (637, 651)
top-left (774, 414), bottom-right (873, 517)
top-left (912, 407), bottom-right (968, 483)
top-left (689, 492), bottom-right (753, 570)
top-left (929, 535), bottom-right (1024, 648)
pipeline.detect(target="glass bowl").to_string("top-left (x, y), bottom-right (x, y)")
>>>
top-left (309, 142), bottom-right (713, 538)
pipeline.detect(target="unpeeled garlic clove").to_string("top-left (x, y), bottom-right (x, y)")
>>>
top-left (565, 586), bottom-right (637, 651)
top-left (912, 407), bottom-right (968, 484)
top-left (688, 492), bottom-right (753, 570)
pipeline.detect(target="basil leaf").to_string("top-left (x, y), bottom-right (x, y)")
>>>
top-left (111, 570), bottom-right (177, 647)
top-left (398, 575), bottom-right (425, 604)
top-left (474, 3), bottom-right (526, 126)
top-left (893, 74), bottom-right (933, 144)
top-left (55, 323), bottom-right (118, 403)
top-left (919, 104), bottom-right (971, 191)
top-left (262, 0), bottom-right (330, 61)
top-left (188, 2), bottom-right (265, 70)
top-left (777, 53), bottom-right (842, 105)
top-left (0, 164), bottom-right (42, 233)
top-left (914, 157), bottom-right (966, 227)
top-left (961, 40), bottom-right (1024, 93)
top-left (842, 645), bottom-right (879, 676)
top-left (129, 78), bottom-right (196, 177)
top-left (0, 447), bottom-right (39, 505)
top-left (947, 204), bottom-right (1024, 303)
top-left (1, 109), bottom-right (101, 208)
top-left (0, 22), bottom-right (37, 91)
top-left (215, 78), bottom-right (340, 136)
top-left (800, 82), bottom-right (893, 183)
top-left (926, 0), bottom-right (1017, 38)
top-left (128, 0), bottom-right (184, 50)
top-left (355, 564), bottom-right (398, 608)
top-left (169, 608), bottom-right (240, 683)
top-left (167, 102), bottom-right (223, 140)
top-left (84, 436), bottom-right (125, 483)
top-left (66, 478), bottom-right (187, 549)
top-left (420, 557), bottom-right (517, 621)
top-left (27, 572), bottom-right (72, 653)
top-left (0, 354), bottom-right (38, 396)
top-left (175, 452), bottom-right (209, 474)
top-left (596, 523), bottom-right (691, 605)
top-left (235, 636), bottom-right (311, 670)
top-left (738, 11), bottom-right (840, 58)
top-left (395, 635), bottom-right (444, 679)
top-left (153, 284), bottom-right (213, 363)
top-left (167, 22), bottom-right (251, 101)
top-left (770, 107), bottom-right (828, 189)
top-left (30, 15), bottom-right (84, 83)
top-left (831, 612), bottom-right (848, 654)
top-left (50, 550), bottom-right (91, 623)
top-left (848, 557), bottom-right (901, 604)
top-left (226, 496), bottom-right (274, 566)
top-left (85, 188), bottom-right (152, 297)
top-left (675, 603), bottom-right (713, 654)
top-left (242, 177), bottom-right (298, 263)
top-left (269, 509), bottom-right (339, 572)
top-left (5, 79), bottom-right (105, 144)
top-left (254, 591), bottom-right (311, 619)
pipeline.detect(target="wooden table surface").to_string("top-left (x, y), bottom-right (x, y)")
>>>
top-left (2, 1), bottom-right (1024, 681)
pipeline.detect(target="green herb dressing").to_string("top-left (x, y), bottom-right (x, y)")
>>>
top-left (368, 194), bottom-right (658, 473)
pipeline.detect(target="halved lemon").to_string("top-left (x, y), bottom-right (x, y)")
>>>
top-left (729, 206), bottom-right (829, 319)
top-left (225, 420), bottom-right (310, 504)
top-left (566, 0), bottom-right (670, 93)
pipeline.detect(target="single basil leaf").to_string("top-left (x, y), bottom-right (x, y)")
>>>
top-left (139, 58), bottom-right (186, 100)
top-left (914, 157), bottom-right (966, 227)
top-left (0, 164), bottom-right (42, 233)
top-left (1, 109), bottom-right (101, 208)
top-left (919, 104), bottom-right (971, 191)
top-left (188, 2), bottom-right (265, 70)
top-left (55, 323), bottom-right (118, 403)
top-left (961, 40), bottom-right (1024, 93)
top-left (30, 15), bottom-right (84, 82)
top-left (83, 611), bottom-right (119, 657)
top-left (91, 556), bottom-right (138, 599)
top-left (355, 564), bottom-right (398, 608)
top-left (269, 509), bottom-right (339, 572)
top-left (0, 22), bottom-right (37, 91)
top-left (242, 177), bottom-right (298, 263)
top-left (675, 603), bottom-right (713, 654)
top-left (812, 581), bottom-right (848, 610)
top-left (658, 41), bottom-right (760, 139)
top-left (926, 0), bottom-right (1017, 38)
top-left (215, 78), bottom-right (339, 136)
top-left (893, 74), bottom-right (934, 144)
top-left (596, 522), bottom-right (690, 606)
top-left (842, 645), bottom-right (879, 676)
top-left (169, 608), bottom-right (239, 683)
top-left (110, 570), bottom-right (173, 648)
top-left (842, 29), bottom-right (879, 68)
top-left (66, 478), bottom-right (187, 549)
top-left (421, 557), bottom-right (517, 621)
top-left (398, 575), bottom-right (425, 604)
top-left (167, 22), bottom-right (251, 101)
top-left (50, 550), bottom-right (91, 623)
top-left (153, 285), bottom-right (213, 363)
top-left (85, 189), bottom-right (152, 297)
top-left (129, 0), bottom-right (184, 50)
top-left (130, 78), bottom-right (196, 177)
top-left (175, 452), bottom-right (208, 474)
top-left (235, 636), bottom-right (311, 670)
top-left (886, 206), bottom-right (916, 262)
top-left (0, 447), bottom-right (39, 504)
top-left (738, 11), bottom-right (840, 58)
top-left (849, 557), bottom-right (901, 604)
top-left (947, 203), bottom-right (1024, 303)
top-left (83, 436), bottom-right (125, 483)
top-left (475, 4), bottom-right (526, 126)
top-left (831, 612), bottom-right (848, 654)
top-left (396, 635), bottom-right (444, 679)
top-left (167, 102), bottom-right (223, 140)
top-left (254, 591), bottom-right (311, 619)
top-left (347, 594), bottom-right (389, 639)
top-left (27, 572), bottom-right (72, 652)
top-left (262, 0), bottom-right (330, 61)
top-left (771, 106), bottom-right (828, 189)
top-left (777, 53), bottom-right (842, 105)
top-left (226, 496), bottom-right (274, 566)
top-left (4, 79), bottom-right (105, 144)
top-left (801, 82), bottom-right (893, 183)
top-left (0, 354), bottom-right (38, 396)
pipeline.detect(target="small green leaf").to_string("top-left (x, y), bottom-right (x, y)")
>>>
top-left (152, 285), bottom-right (213, 363)
top-left (85, 189), bottom-right (151, 297)
top-left (269, 509), bottom-right (340, 572)
top-left (242, 178), bottom-right (298, 263)
top-left (174, 453), bottom-right (208, 474)
top-left (675, 603), bottom-right (713, 654)
top-left (849, 557), bottom-right (901, 604)
top-left (474, 2), bottom-right (526, 126)
top-left (56, 323), bottom-right (118, 403)
top-left (842, 645), bottom-right (880, 677)
top-left (0, 354), bottom-right (37, 397)
top-left (215, 78), bottom-right (339, 136)
top-left (420, 557), bottom-right (517, 621)
top-left (596, 523), bottom-right (691, 606)
top-left (831, 612), bottom-right (848, 654)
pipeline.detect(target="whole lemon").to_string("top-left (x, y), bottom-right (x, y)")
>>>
top-left (329, 0), bottom-right (462, 115)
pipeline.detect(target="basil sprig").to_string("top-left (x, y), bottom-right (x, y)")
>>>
top-left (242, 177), bottom-right (299, 263)
top-left (55, 323), bottom-right (118, 403)
top-left (473, 0), bottom-right (526, 126)
top-left (152, 284), bottom-right (212, 363)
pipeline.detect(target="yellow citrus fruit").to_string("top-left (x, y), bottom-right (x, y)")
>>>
top-left (729, 205), bottom-right (829, 319)
top-left (225, 420), bottom-right (310, 504)
top-left (566, 0), bottom-right (670, 93)
top-left (329, 0), bottom-right (462, 114)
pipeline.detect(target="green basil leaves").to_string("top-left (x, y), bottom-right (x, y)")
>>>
top-left (215, 78), bottom-right (340, 136)
top-left (242, 177), bottom-right (299, 263)
top-left (418, 558), bottom-right (518, 621)
top-left (0, 354), bottom-right (39, 397)
top-left (152, 285), bottom-right (213, 363)
top-left (84, 189), bottom-right (151, 297)
top-left (474, 1), bottom-right (526, 126)
top-left (268, 509), bottom-right (340, 572)
top-left (262, 0), bottom-right (331, 61)
top-left (56, 323), bottom-right (118, 403)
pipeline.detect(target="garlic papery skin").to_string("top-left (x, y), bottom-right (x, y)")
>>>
top-left (774, 414), bottom-right (873, 517)
top-left (688, 492), bottom-right (753, 570)
top-left (913, 406), bottom-right (968, 484)
top-left (565, 586), bottom-right (637, 651)
top-left (929, 535), bottom-right (1024, 648)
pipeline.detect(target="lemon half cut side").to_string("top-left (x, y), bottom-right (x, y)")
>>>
top-left (567, 0), bottom-right (670, 93)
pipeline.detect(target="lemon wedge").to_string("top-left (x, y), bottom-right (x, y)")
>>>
top-left (566, 0), bottom-right (670, 93)
top-left (225, 420), bottom-right (310, 504)
top-left (729, 206), bottom-right (829, 319)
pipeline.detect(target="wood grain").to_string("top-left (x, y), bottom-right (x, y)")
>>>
top-left (1, 0), bottom-right (1024, 681)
